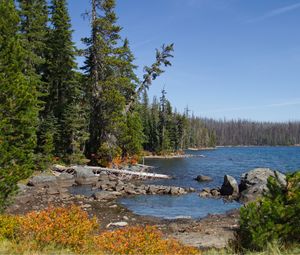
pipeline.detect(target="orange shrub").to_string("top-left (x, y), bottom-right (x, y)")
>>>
top-left (95, 225), bottom-right (199, 255)
top-left (1, 207), bottom-right (200, 254)
top-left (18, 205), bottom-right (98, 252)
top-left (112, 156), bottom-right (123, 167)
top-left (129, 156), bottom-right (139, 165)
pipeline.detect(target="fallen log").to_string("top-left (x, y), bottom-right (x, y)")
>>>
top-left (52, 164), bottom-right (171, 179)
top-left (74, 166), bottom-right (171, 179)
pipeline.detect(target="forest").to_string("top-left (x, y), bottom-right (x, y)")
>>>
top-left (0, 0), bottom-right (214, 206)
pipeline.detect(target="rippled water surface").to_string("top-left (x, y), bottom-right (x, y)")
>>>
top-left (119, 147), bottom-right (300, 219)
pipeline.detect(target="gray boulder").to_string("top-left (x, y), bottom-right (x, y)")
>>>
top-left (199, 188), bottom-right (220, 198)
top-left (211, 188), bottom-right (221, 197)
top-left (239, 183), bottom-right (268, 203)
top-left (17, 184), bottom-right (30, 193)
top-left (220, 175), bottom-right (239, 196)
top-left (239, 168), bottom-right (286, 203)
top-left (92, 191), bottom-right (120, 201)
top-left (195, 175), bottom-right (213, 182)
top-left (199, 190), bottom-right (210, 198)
top-left (170, 186), bottom-right (184, 195)
top-left (28, 175), bottom-right (57, 187)
top-left (57, 173), bottom-right (75, 187)
top-left (74, 167), bottom-right (98, 185)
top-left (98, 172), bottom-right (110, 182)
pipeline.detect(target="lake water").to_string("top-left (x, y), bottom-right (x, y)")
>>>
top-left (119, 147), bottom-right (300, 219)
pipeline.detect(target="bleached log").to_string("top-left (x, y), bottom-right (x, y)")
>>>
top-left (73, 166), bottom-right (171, 179)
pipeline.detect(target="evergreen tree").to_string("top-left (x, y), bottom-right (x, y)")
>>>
top-left (149, 97), bottom-right (160, 153)
top-left (83, 0), bottom-right (123, 164)
top-left (43, 0), bottom-right (87, 162)
top-left (0, 0), bottom-right (40, 210)
top-left (17, 0), bottom-right (48, 75)
top-left (139, 90), bottom-right (151, 150)
top-left (158, 89), bottom-right (170, 152)
top-left (83, 0), bottom-right (144, 164)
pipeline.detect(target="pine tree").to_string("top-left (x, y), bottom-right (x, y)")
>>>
top-left (43, 0), bottom-right (87, 162)
top-left (149, 97), bottom-right (160, 153)
top-left (139, 90), bottom-right (151, 150)
top-left (83, 0), bottom-right (138, 164)
top-left (82, 0), bottom-right (174, 164)
top-left (17, 0), bottom-right (48, 75)
top-left (158, 89), bottom-right (170, 152)
top-left (0, 0), bottom-right (40, 210)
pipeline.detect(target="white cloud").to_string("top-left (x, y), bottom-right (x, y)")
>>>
top-left (246, 2), bottom-right (300, 23)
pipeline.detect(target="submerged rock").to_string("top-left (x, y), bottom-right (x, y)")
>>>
top-left (195, 175), bottom-right (213, 182)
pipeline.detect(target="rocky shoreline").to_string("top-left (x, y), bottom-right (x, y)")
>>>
top-left (6, 165), bottom-right (286, 250)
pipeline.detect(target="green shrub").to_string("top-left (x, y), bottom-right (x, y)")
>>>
top-left (239, 171), bottom-right (300, 250)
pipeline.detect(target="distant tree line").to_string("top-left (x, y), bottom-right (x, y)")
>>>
top-left (203, 118), bottom-right (300, 146)
top-left (138, 90), bottom-right (216, 154)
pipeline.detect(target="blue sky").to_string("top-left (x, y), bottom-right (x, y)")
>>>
top-left (68, 0), bottom-right (300, 122)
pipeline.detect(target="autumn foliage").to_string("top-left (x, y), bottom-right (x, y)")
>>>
top-left (18, 206), bottom-right (98, 252)
top-left (95, 225), bottom-right (199, 255)
top-left (0, 205), bottom-right (200, 254)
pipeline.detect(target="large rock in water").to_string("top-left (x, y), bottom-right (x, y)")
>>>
top-left (220, 175), bottom-right (239, 196)
top-left (239, 168), bottom-right (286, 203)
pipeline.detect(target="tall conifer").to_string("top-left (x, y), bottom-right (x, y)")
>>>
top-left (43, 0), bottom-right (87, 162)
top-left (83, 0), bottom-right (134, 164)
top-left (17, 0), bottom-right (48, 75)
top-left (0, 0), bottom-right (40, 209)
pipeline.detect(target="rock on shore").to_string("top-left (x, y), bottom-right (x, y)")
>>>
top-left (199, 168), bottom-right (286, 203)
top-left (239, 168), bottom-right (286, 203)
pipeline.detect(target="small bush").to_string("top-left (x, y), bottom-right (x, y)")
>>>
top-left (95, 225), bottom-right (199, 255)
top-left (239, 171), bottom-right (300, 250)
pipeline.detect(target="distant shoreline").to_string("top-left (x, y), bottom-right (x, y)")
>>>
top-left (187, 147), bottom-right (216, 151)
top-left (143, 154), bottom-right (205, 159)
top-left (216, 144), bottom-right (300, 148)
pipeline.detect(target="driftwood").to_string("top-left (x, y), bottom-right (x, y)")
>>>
top-left (74, 166), bottom-right (171, 179)
top-left (52, 164), bottom-right (171, 179)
